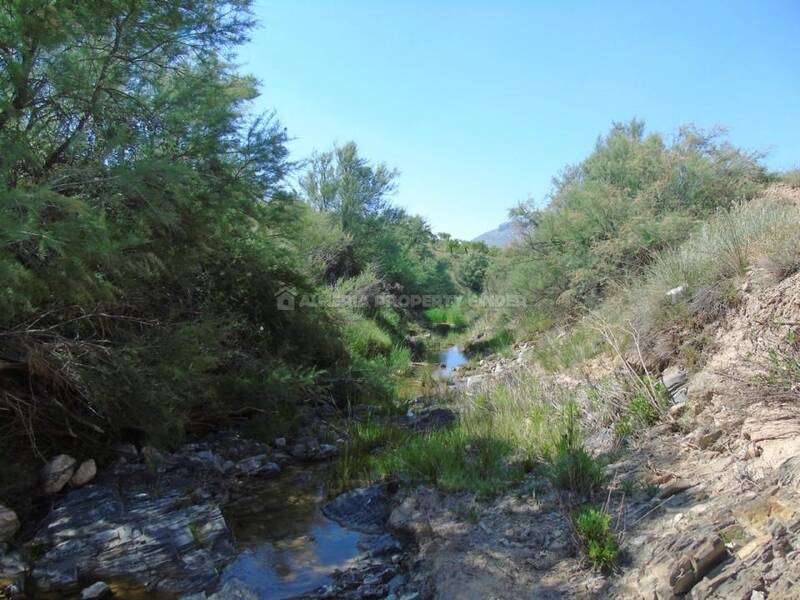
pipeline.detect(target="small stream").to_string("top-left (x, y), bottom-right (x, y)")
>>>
top-left (91, 346), bottom-right (466, 600)
top-left (220, 465), bottom-right (364, 599)
top-left (435, 345), bottom-right (468, 378)
top-left (215, 346), bottom-right (467, 598)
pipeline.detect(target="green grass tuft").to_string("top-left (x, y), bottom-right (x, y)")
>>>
top-left (574, 504), bottom-right (620, 572)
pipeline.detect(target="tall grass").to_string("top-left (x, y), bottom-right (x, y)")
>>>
top-left (332, 372), bottom-right (605, 495)
top-left (424, 298), bottom-right (470, 331)
top-left (608, 196), bottom-right (800, 338)
top-left (530, 326), bottom-right (605, 371)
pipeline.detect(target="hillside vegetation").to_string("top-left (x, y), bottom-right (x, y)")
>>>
top-left (0, 1), bottom-right (494, 480)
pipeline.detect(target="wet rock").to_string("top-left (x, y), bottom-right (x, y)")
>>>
top-left (187, 450), bottom-right (229, 474)
top-left (289, 440), bottom-right (338, 462)
top-left (0, 505), bottom-right (20, 542)
top-left (80, 581), bottom-right (111, 599)
top-left (274, 437), bottom-right (287, 448)
top-left (234, 455), bottom-right (279, 477)
top-left (316, 443), bottom-right (339, 460)
top-left (42, 454), bottom-right (77, 494)
top-left (358, 533), bottom-right (403, 557)
top-left (0, 547), bottom-right (27, 593)
top-left (406, 407), bottom-right (456, 432)
top-left (71, 459), bottom-right (97, 487)
top-left (208, 578), bottom-right (258, 600)
top-left (324, 484), bottom-right (391, 534)
top-left (29, 467), bottom-right (235, 595)
top-left (1, 583), bottom-right (22, 599)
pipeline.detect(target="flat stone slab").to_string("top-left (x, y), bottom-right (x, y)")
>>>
top-left (323, 484), bottom-right (392, 534)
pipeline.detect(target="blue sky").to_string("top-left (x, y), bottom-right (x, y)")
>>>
top-left (239, 0), bottom-right (800, 240)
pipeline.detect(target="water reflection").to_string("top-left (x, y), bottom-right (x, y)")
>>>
top-left (435, 345), bottom-right (468, 378)
top-left (221, 465), bottom-right (363, 599)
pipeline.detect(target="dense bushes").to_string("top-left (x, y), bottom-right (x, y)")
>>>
top-left (0, 0), bottom-right (455, 465)
top-left (490, 120), bottom-right (767, 329)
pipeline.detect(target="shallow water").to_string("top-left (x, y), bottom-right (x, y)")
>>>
top-left (435, 345), bottom-right (468, 378)
top-left (220, 465), bottom-right (364, 599)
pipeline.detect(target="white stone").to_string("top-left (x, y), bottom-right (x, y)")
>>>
top-left (81, 581), bottom-right (111, 599)
top-left (665, 284), bottom-right (688, 304)
top-left (42, 454), bottom-right (77, 494)
top-left (70, 459), bottom-right (97, 487)
top-left (0, 503), bottom-right (20, 542)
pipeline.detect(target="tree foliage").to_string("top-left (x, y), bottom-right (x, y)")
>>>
top-left (491, 120), bottom-right (767, 324)
top-left (0, 1), bottom-right (446, 460)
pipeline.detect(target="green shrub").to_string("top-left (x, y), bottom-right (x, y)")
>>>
top-left (468, 327), bottom-right (514, 355)
top-left (342, 318), bottom-right (393, 358)
top-left (372, 428), bottom-right (519, 495)
top-left (489, 120), bottom-right (766, 326)
top-left (548, 442), bottom-right (605, 495)
top-left (458, 251), bottom-right (490, 293)
top-left (614, 378), bottom-right (668, 438)
top-left (531, 326), bottom-right (605, 371)
top-left (425, 300), bottom-right (469, 331)
top-left (546, 403), bottom-right (604, 494)
top-left (574, 505), bottom-right (620, 572)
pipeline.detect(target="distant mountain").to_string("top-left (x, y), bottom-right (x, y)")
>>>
top-left (472, 221), bottom-right (524, 247)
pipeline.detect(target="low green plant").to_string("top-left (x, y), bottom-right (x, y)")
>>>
top-left (614, 378), bottom-right (668, 438)
top-left (425, 300), bottom-right (469, 331)
top-left (546, 403), bottom-right (605, 495)
top-left (531, 326), bottom-right (605, 371)
top-left (342, 318), bottom-right (393, 358)
top-left (573, 504), bottom-right (620, 572)
top-left (372, 428), bottom-right (520, 495)
top-left (468, 327), bottom-right (514, 356)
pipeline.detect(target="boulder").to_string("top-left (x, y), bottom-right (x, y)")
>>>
top-left (0, 504), bottom-right (20, 542)
top-left (324, 484), bottom-right (391, 534)
top-left (70, 459), bottom-right (97, 487)
top-left (80, 581), bottom-right (111, 599)
top-left (208, 578), bottom-right (258, 600)
top-left (0, 547), bottom-right (27, 594)
top-left (669, 534), bottom-right (727, 594)
top-left (406, 408), bottom-right (456, 432)
top-left (662, 365), bottom-right (688, 405)
top-left (29, 465), bottom-right (235, 595)
top-left (234, 455), bottom-right (280, 478)
top-left (42, 454), bottom-right (77, 494)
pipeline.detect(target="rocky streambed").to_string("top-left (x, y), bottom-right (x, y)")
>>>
top-left (0, 344), bottom-right (475, 600)
top-left (0, 429), bottom-right (421, 600)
